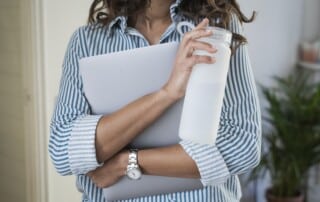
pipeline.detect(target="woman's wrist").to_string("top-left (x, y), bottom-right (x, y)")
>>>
top-left (117, 150), bottom-right (130, 177)
top-left (159, 86), bottom-right (181, 104)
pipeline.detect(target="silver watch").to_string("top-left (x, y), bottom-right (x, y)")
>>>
top-left (126, 149), bottom-right (142, 180)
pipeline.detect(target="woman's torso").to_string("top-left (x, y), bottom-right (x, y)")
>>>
top-left (74, 20), bottom-right (242, 202)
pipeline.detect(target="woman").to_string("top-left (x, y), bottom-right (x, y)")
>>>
top-left (49, 0), bottom-right (261, 201)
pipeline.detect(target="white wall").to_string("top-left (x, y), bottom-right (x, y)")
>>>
top-left (42, 0), bottom-right (91, 201)
top-left (238, 0), bottom-right (304, 87)
top-left (302, 0), bottom-right (320, 41)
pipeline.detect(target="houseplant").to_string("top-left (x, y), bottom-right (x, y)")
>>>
top-left (252, 68), bottom-right (320, 202)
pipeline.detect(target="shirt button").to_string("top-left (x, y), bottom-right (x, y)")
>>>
top-left (167, 194), bottom-right (176, 202)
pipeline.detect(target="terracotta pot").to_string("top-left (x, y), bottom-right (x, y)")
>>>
top-left (266, 188), bottom-right (304, 202)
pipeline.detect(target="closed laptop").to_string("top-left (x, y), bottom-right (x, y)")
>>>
top-left (79, 42), bottom-right (203, 201)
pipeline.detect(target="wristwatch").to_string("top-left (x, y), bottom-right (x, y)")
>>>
top-left (126, 149), bottom-right (142, 180)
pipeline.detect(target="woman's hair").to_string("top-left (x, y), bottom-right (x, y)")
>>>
top-left (88, 0), bottom-right (255, 47)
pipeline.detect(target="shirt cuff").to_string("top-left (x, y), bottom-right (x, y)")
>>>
top-left (68, 115), bottom-right (103, 174)
top-left (180, 140), bottom-right (230, 186)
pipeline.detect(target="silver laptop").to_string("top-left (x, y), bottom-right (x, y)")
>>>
top-left (79, 42), bottom-right (203, 201)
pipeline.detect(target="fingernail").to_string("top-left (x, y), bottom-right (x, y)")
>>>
top-left (210, 49), bottom-right (217, 53)
top-left (209, 45), bottom-right (215, 49)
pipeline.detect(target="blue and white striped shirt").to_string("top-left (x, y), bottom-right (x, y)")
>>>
top-left (49, 1), bottom-right (261, 201)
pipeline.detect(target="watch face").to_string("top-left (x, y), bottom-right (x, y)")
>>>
top-left (127, 168), bottom-right (142, 180)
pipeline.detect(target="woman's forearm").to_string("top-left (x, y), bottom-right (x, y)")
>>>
top-left (138, 144), bottom-right (200, 178)
top-left (87, 144), bottom-right (200, 188)
top-left (95, 89), bottom-right (177, 163)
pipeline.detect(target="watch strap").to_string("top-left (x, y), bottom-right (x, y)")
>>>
top-left (126, 149), bottom-right (142, 180)
top-left (128, 149), bottom-right (138, 165)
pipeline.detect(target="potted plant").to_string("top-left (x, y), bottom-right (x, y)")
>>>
top-left (252, 68), bottom-right (320, 202)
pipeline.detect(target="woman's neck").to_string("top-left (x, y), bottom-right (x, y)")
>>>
top-left (131, 0), bottom-right (173, 44)
top-left (143, 0), bottom-right (173, 25)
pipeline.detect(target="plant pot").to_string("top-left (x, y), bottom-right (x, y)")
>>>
top-left (266, 188), bottom-right (304, 202)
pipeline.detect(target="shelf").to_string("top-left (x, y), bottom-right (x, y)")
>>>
top-left (298, 61), bottom-right (320, 71)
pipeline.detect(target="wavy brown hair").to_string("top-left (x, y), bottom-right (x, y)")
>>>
top-left (88, 0), bottom-right (255, 47)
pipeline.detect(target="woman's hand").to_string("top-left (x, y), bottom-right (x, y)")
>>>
top-left (162, 18), bottom-right (217, 100)
top-left (87, 150), bottom-right (129, 188)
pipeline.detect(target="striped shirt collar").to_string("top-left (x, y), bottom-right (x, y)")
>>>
top-left (106, 0), bottom-right (183, 35)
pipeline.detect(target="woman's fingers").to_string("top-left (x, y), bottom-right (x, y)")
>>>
top-left (163, 18), bottom-right (215, 99)
top-left (181, 29), bottom-right (212, 44)
top-left (194, 18), bottom-right (209, 30)
top-left (180, 29), bottom-right (213, 57)
top-left (191, 55), bottom-right (216, 66)
top-left (183, 40), bottom-right (217, 57)
top-left (189, 55), bottom-right (216, 67)
top-left (180, 19), bottom-right (211, 45)
top-left (180, 18), bottom-right (213, 54)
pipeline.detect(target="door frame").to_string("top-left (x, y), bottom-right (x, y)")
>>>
top-left (21, 0), bottom-right (48, 201)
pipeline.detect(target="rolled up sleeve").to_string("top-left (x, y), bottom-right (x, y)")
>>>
top-left (49, 27), bottom-right (102, 176)
top-left (180, 140), bottom-right (230, 185)
top-left (180, 15), bottom-right (261, 186)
